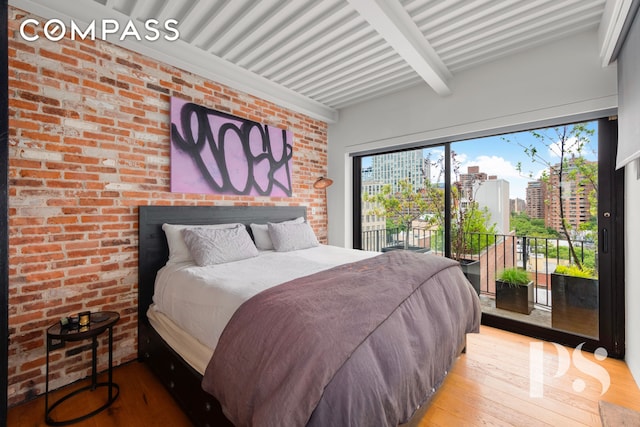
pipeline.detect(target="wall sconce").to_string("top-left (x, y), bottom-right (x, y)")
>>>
top-left (313, 176), bottom-right (333, 189)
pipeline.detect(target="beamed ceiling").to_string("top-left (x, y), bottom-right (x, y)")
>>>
top-left (9, 0), bottom-right (637, 122)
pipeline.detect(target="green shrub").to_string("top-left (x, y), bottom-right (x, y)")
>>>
top-left (554, 264), bottom-right (596, 279)
top-left (497, 268), bottom-right (530, 286)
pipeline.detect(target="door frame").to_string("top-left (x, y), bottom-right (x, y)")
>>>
top-left (2, 0), bottom-right (10, 420)
top-left (480, 118), bottom-right (624, 357)
top-left (352, 117), bottom-right (625, 358)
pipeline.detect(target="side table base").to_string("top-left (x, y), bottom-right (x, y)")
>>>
top-left (45, 382), bottom-right (120, 426)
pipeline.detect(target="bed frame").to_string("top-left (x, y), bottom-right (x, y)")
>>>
top-left (138, 205), bottom-right (307, 427)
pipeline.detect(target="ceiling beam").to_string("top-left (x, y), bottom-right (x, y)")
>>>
top-left (599, 0), bottom-right (638, 66)
top-left (347, 0), bottom-right (452, 96)
top-left (9, 0), bottom-right (338, 122)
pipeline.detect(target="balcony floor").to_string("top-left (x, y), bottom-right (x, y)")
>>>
top-left (479, 293), bottom-right (552, 329)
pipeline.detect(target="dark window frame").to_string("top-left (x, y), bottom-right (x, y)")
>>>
top-left (2, 0), bottom-right (9, 421)
top-left (351, 116), bottom-right (624, 358)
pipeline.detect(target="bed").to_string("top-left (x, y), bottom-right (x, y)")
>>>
top-left (138, 205), bottom-right (481, 427)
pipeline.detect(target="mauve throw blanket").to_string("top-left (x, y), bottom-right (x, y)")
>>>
top-left (202, 251), bottom-right (481, 427)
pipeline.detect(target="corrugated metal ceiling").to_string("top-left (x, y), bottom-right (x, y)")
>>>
top-left (11, 0), bottom-right (615, 121)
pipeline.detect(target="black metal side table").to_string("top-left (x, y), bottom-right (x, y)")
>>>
top-left (45, 311), bottom-right (120, 426)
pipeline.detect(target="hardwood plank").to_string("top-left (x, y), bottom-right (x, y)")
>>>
top-left (426, 373), bottom-right (552, 427)
top-left (7, 361), bottom-right (192, 427)
top-left (8, 326), bottom-right (640, 426)
top-left (423, 326), bottom-right (640, 426)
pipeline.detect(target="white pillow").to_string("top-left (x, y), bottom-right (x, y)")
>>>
top-left (250, 217), bottom-right (305, 250)
top-left (162, 222), bottom-right (243, 264)
top-left (268, 221), bottom-right (319, 252)
top-left (181, 226), bottom-right (259, 266)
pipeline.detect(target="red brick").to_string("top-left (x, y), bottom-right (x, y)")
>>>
top-left (40, 49), bottom-right (78, 66)
top-left (7, 4), bottom-right (328, 407)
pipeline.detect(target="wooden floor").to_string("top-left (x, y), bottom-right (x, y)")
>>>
top-left (8, 326), bottom-right (640, 426)
top-left (7, 359), bottom-right (192, 427)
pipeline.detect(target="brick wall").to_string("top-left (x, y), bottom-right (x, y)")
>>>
top-left (7, 6), bottom-right (329, 406)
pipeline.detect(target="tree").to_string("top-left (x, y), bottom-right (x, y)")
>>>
top-left (510, 123), bottom-right (597, 271)
top-left (363, 179), bottom-right (435, 249)
top-left (363, 151), bottom-right (497, 256)
top-left (447, 152), bottom-right (497, 259)
top-left (511, 212), bottom-right (559, 238)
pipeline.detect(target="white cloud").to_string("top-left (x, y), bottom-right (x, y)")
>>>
top-left (460, 155), bottom-right (540, 200)
top-left (548, 136), bottom-right (585, 158)
top-left (453, 152), bottom-right (468, 164)
top-left (426, 152), bottom-right (550, 199)
top-left (466, 155), bottom-right (519, 178)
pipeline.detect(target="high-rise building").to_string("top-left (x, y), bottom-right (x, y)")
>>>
top-left (475, 178), bottom-right (510, 234)
top-left (526, 181), bottom-right (546, 219)
top-left (368, 151), bottom-right (427, 193)
top-left (459, 166), bottom-right (487, 199)
top-left (361, 178), bottom-right (387, 232)
top-left (361, 150), bottom-right (429, 232)
top-left (545, 160), bottom-right (596, 232)
top-left (454, 166), bottom-right (509, 234)
top-left (510, 198), bottom-right (526, 213)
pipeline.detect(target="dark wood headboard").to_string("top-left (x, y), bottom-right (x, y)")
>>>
top-left (137, 205), bottom-right (305, 426)
top-left (138, 205), bottom-right (307, 328)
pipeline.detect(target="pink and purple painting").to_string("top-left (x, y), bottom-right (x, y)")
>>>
top-left (170, 97), bottom-right (293, 197)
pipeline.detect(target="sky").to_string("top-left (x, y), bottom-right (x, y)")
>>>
top-left (363, 121), bottom-right (599, 200)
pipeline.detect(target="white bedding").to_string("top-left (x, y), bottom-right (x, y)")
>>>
top-left (151, 245), bottom-right (379, 351)
top-left (147, 308), bottom-right (212, 374)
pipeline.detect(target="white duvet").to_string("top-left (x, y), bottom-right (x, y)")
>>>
top-left (152, 245), bottom-right (378, 350)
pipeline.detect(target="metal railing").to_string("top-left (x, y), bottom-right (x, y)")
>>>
top-left (361, 228), bottom-right (596, 309)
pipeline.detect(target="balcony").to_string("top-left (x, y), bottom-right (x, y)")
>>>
top-left (361, 228), bottom-right (598, 337)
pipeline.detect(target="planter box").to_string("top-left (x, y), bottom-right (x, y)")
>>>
top-left (551, 272), bottom-right (598, 338)
top-left (459, 259), bottom-right (480, 296)
top-left (495, 280), bottom-right (533, 314)
top-left (381, 245), bottom-right (430, 253)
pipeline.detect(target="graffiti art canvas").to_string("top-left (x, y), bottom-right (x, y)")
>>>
top-left (170, 97), bottom-right (293, 197)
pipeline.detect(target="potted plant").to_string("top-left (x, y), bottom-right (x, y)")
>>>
top-left (495, 267), bottom-right (534, 314)
top-left (362, 153), bottom-right (496, 297)
top-left (447, 154), bottom-right (497, 296)
top-left (551, 265), bottom-right (598, 337)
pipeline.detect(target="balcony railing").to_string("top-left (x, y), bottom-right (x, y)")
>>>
top-left (361, 228), bottom-right (596, 309)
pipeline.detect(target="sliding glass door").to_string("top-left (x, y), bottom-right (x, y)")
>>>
top-left (359, 147), bottom-right (445, 254)
top-left (353, 118), bottom-right (624, 357)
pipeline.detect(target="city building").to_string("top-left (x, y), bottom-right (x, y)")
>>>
top-left (510, 198), bottom-right (526, 214)
top-left (361, 150), bottom-right (430, 232)
top-left (361, 178), bottom-right (387, 233)
top-left (459, 166), bottom-right (487, 199)
top-left (367, 151), bottom-right (428, 194)
top-left (475, 178), bottom-right (510, 234)
top-left (545, 160), bottom-right (597, 233)
top-left (526, 181), bottom-right (546, 219)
